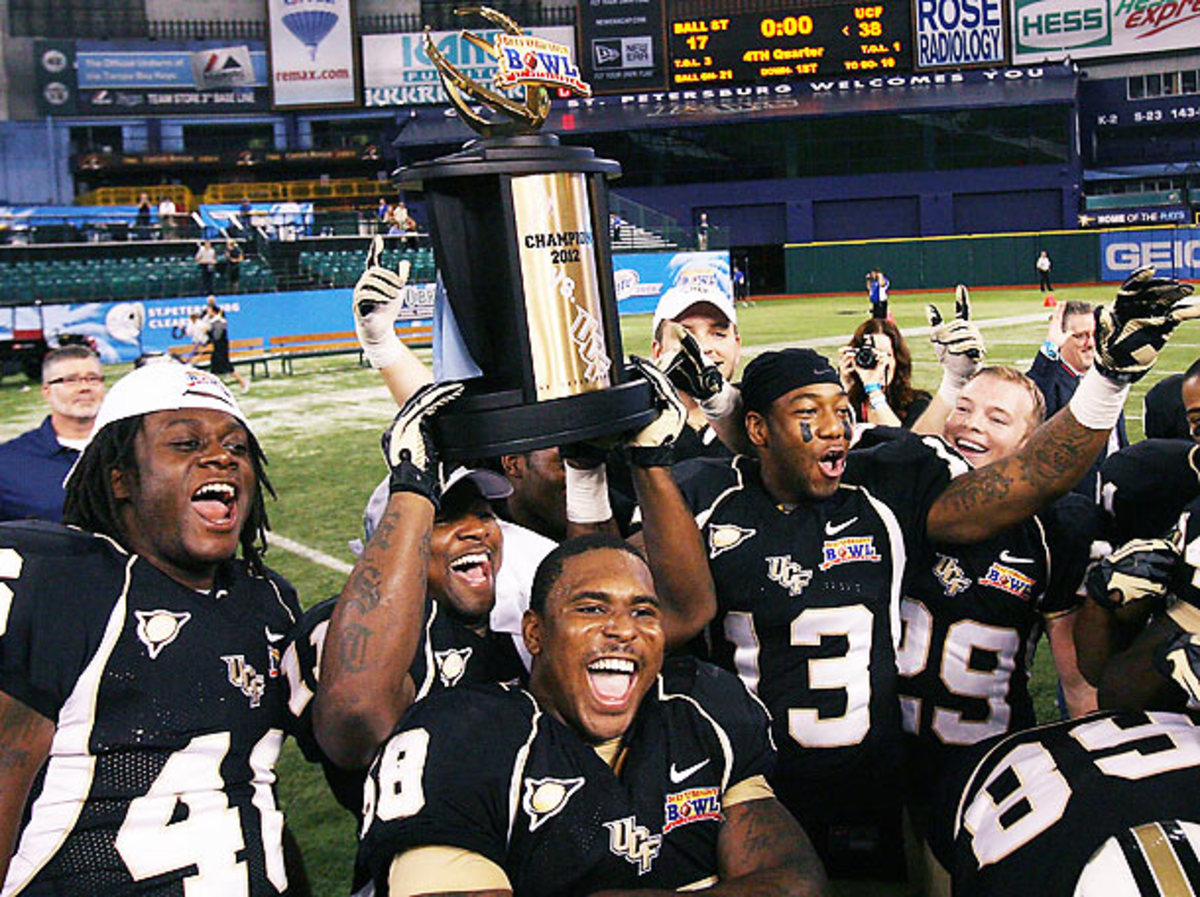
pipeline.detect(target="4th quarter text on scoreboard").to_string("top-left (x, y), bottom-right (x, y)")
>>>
top-left (667, 4), bottom-right (911, 86)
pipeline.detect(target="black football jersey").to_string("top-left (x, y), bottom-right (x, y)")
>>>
top-left (1100, 439), bottom-right (1200, 542)
top-left (283, 593), bottom-right (526, 814)
top-left (675, 431), bottom-right (963, 819)
top-left (928, 709), bottom-right (1200, 897)
top-left (898, 493), bottom-right (1098, 795)
top-left (0, 520), bottom-right (300, 896)
top-left (358, 656), bottom-right (775, 896)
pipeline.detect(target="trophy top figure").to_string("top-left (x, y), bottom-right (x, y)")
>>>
top-left (424, 6), bottom-right (593, 138)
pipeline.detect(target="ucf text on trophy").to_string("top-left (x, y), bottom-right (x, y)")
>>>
top-left (396, 7), bottom-right (655, 459)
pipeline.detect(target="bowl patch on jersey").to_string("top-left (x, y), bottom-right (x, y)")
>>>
top-left (819, 536), bottom-right (881, 570)
top-left (663, 786), bottom-right (722, 833)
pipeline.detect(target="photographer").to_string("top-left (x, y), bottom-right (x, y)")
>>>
top-left (839, 317), bottom-right (930, 427)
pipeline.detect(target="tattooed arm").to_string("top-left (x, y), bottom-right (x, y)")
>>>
top-left (313, 491), bottom-right (433, 769)
top-left (588, 798), bottom-right (829, 897)
top-left (0, 690), bottom-right (53, 885)
top-left (926, 406), bottom-right (1109, 543)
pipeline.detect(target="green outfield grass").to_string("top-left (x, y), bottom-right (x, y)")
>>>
top-left (2, 284), bottom-right (1196, 895)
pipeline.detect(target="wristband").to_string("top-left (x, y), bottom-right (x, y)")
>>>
top-left (565, 464), bottom-right (613, 524)
top-left (364, 336), bottom-right (404, 371)
top-left (699, 380), bottom-right (740, 422)
top-left (1068, 367), bottom-right (1131, 431)
top-left (1041, 339), bottom-right (1060, 361)
top-left (864, 383), bottom-right (888, 410)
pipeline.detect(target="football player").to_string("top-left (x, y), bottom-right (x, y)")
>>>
top-left (1099, 358), bottom-right (1200, 542)
top-left (357, 533), bottom-right (830, 897)
top-left (0, 364), bottom-right (301, 895)
top-left (668, 267), bottom-right (1197, 877)
top-left (926, 708), bottom-right (1200, 897)
top-left (285, 463), bottom-right (528, 811)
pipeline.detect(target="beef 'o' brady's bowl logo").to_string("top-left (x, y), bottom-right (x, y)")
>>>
top-left (494, 34), bottom-right (592, 96)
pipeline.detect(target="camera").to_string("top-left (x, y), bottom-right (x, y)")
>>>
top-left (854, 336), bottom-right (878, 370)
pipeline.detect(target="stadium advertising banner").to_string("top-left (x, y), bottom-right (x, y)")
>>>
top-left (665, 3), bottom-right (913, 87)
top-left (268, 0), bottom-right (358, 108)
top-left (363, 27), bottom-right (576, 106)
top-left (1011, 0), bottom-right (1200, 64)
top-left (578, 0), bottom-right (666, 94)
top-left (914, 0), bottom-right (1007, 70)
top-left (0, 289), bottom-right (435, 365)
top-left (1079, 207), bottom-right (1189, 227)
top-left (35, 40), bottom-right (270, 116)
top-left (1100, 227), bottom-right (1200, 280)
top-left (612, 250), bottom-right (732, 315)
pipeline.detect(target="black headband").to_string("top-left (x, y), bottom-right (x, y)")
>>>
top-left (740, 348), bottom-right (841, 414)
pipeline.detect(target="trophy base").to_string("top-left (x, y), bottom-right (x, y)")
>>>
top-left (433, 376), bottom-right (657, 460)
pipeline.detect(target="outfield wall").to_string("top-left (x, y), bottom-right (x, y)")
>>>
top-left (784, 226), bottom-right (1200, 294)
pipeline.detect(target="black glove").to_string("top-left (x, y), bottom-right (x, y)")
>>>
top-left (661, 326), bottom-right (724, 401)
top-left (1155, 631), bottom-right (1200, 708)
top-left (1094, 266), bottom-right (1198, 383)
top-left (625, 356), bottom-right (688, 467)
top-left (1085, 536), bottom-right (1179, 611)
top-left (381, 381), bottom-right (464, 507)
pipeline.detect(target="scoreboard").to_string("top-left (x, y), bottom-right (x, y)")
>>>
top-left (667, 4), bottom-right (911, 87)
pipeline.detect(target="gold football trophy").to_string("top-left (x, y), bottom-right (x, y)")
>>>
top-left (397, 7), bottom-right (655, 459)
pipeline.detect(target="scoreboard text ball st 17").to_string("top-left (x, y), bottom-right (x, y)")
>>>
top-left (667, 4), bottom-right (911, 86)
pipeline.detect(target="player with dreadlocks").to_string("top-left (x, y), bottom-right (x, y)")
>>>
top-left (0, 363), bottom-right (302, 896)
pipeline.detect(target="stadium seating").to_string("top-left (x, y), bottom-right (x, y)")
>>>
top-left (297, 246), bottom-right (435, 288)
top-left (0, 255), bottom-right (276, 302)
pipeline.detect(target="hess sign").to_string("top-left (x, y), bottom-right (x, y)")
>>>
top-left (667, 4), bottom-right (910, 86)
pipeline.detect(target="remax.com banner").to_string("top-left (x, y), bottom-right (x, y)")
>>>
top-left (1012, 0), bottom-right (1200, 64)
top-left (269, 0), bottom-right (358, 108)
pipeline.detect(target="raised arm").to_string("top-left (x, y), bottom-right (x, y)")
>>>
top-left (0, 691), bottom-right (54, 886)
top-left (928, 267), bottom-right (1197, 543)
top-left (625, 358), bottom-right (717, 646)
top-left (352, 235), bottom-right (434, 408)
top-left (313, 382), bottom-right (461, 769)
top-left (911, 287), bottom-right (986, 436)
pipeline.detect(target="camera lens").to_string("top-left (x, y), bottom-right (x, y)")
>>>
top-left (855, 345), bottom-right (878, 369)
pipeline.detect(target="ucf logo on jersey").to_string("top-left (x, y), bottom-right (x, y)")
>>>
top-left (604, 816), bottom-right (662, 874)
top-left (221, 654), bottom-right (266, 708)
top-left (435, 647), bottom-right (473, 688)
top-left (522, 775), bottom-right (585, 832)
top-left (766, 555), bottom-right (813, 597)
top-left (933, 553), bottom-right (972, 597)
top-left (134, 609), bottom-right (191, 659)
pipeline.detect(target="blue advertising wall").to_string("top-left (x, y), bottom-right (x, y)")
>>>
top-left (0, 250), bottom-right (722, 364)
top-left (1100, 227), bottom-right (1200, 281)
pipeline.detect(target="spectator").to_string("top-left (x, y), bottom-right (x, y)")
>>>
top-left (840, 316), bottom-right (931, 427)
top-left (1143, 370), bottom-right (1188, 440)
top-left (206, 302), bottom-right (249, 393)
top-left (195, 239), bottom-right (217, 293)
top-left (157, 194), bottom-right (177, 239)
top-left (696, 211), bottom-right (709, 250)
top-left (224, 238), bottom-right (244, 291)
top-left (866, 269), bottom-right (890, 319)
top-left (184, 310), bottom-right (210, 361)
top-left (733, 262), bottom-right (748, 303)
top-left (1036, 249), bottom-right (1054, 293)
top-left (237, 195), bottom-right (253, 232)
top-left (1028, 300), bottom-right (1127, 500)
top-left (609, 212), bottom-right (623, 244)
top-left (376, 197), bottom-right (391, 234)
top-left (0, 346), bottom-right (105, 522)
top-left (134, 192), bottom-right (152, 240)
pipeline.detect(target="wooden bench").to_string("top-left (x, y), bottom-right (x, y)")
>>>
top-left (269, 324), bottom-right (433, 375)
top-left (168, 337), bottom-right (275, 378)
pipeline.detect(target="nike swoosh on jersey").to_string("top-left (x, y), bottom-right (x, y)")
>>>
top-left (998, 550), bottom-right (1035, 564)
top-left (825, 517), bottom-right (858, 536)
top-left (264, 626), bottom-right (286, 643)
top-left (669, 758), bottom-right (710, 783)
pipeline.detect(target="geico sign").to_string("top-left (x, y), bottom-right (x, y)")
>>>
top-left (1105, 240), bottom-right (1200, 270)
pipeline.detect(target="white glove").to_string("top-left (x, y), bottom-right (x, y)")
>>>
top-left (353, 235), bottom-right (412, 370)
top-left (626, 356), bottom-right (688, 467)
top-left (928, 285), bottom-right (985, 402)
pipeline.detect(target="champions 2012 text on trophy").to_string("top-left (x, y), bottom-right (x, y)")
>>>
top-left (396, 6), bottom-right (656, 460)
